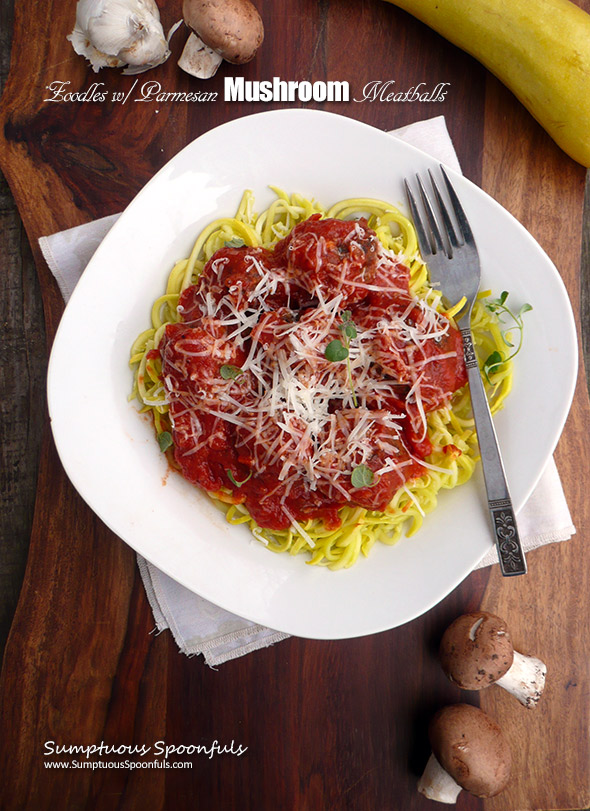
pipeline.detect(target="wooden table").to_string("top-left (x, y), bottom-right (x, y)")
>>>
top-left (1, 0), bottom-right (589, 808)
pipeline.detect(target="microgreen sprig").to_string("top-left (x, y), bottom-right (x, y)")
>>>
top-left (324, 311), bottom-right (359, 406)
top-left (339, 310), bottom-right (358, 342)
top-left (483, 291), bottom-right (532, 383)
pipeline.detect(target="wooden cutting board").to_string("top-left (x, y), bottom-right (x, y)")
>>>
top-left (1, 0), bottom-right (589, 808)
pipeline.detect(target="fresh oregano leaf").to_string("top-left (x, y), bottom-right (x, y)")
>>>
top-left (220, 364), bottom-right (244, 380)
top-left (157, 431), bottom-right (173, 452)
top-left (351, 464), bottom-right (375, 488)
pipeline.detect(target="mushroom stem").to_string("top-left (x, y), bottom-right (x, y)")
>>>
top-left (496, 650), bottom-right (547, 708)
top-left (178, 31), bottom-right (223, 78)
top-left (418, 753), bottom-right (462, 803)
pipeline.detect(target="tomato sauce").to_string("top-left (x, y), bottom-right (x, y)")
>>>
top-left (159, 216), bottom-right (467, 531)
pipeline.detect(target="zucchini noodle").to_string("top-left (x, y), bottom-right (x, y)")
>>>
top-left (130, 189), bottom-right (513, 570)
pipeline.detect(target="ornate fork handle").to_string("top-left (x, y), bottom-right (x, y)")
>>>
top-left (405, 167), bottom-right (527, 576)
top-left (458, 320), bottom-right (527, 576)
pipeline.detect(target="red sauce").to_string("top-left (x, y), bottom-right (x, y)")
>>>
top-left (159, 216), bottom-right (467, 531)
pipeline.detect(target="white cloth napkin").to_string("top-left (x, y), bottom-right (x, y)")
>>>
top-left (40, 115), bottom-right (575, 666)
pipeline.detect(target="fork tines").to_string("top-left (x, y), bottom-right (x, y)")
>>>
top-left (404, 166), bottom-right (472, 260)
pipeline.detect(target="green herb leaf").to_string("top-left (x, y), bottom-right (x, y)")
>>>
top-left (226, 469), bottom-right (253, 488)
top-left (482, 291), bottom-right (532, 383)
top-left (483, 350), bottom-right (503, 382)
top-left (157, 431), bottom-right (173, 452)
top-left (340, 321), bottom-right (358, 340)
top-left (224, 237), bottom-right (246, 248)
top-left (220, 364), bottom-right (244, 380)
top-left (338, 311), bottom-right (358, 340)
top-left (351, 464), bottom-right (375, 488)
top-left (324, 339), bottom-right (349, 362)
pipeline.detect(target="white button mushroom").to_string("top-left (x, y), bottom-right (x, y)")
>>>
top-left (68, 0), bottom-right (171, 74)
top-left (418, 704), bottom-right (512, 803)
top-left (178, 0), bottom-right (264, 79)
top-left (439, 611), bottom-right (547, 708)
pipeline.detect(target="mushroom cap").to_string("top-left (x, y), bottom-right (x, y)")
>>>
top-left (182, 0), bottom-right (264, 64)
top-left (429, 704), bottom-right (512, 798)
top-left (439, 611), bottom-right (514, 690)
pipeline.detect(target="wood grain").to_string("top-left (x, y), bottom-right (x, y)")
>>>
top-left (0, 0), bottom-right (588, 808)
top-left (582, 171), bottom-right (590, 395)
top-left (0, 170), bottom-right (46, 657)
top-left (479, 74), bottom-right (590, 811)
top-left (0, 0), bottom-right (47, 661)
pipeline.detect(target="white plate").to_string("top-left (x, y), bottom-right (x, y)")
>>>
top-left (47, 110), bottom-right (577, 639)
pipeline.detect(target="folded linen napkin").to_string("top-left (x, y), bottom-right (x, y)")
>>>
top-left (40, 115), bottom-right (575, 666)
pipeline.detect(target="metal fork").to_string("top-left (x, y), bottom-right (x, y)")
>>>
top-left (404, 166), bottom-right (527, 576)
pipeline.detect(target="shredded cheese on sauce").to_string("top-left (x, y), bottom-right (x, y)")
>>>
top-left (130, 190), bottom-right (514, 569)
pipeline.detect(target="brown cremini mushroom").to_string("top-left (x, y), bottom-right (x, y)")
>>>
top-left (178, 0), bottom-right (264, 79)
top-left (439, 611), bottom-right (546, 708)
top-left (418, 704), bottom-right (512, 803)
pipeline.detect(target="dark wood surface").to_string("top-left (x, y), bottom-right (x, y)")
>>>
top-left (1, 0), bottom-right (589, 808)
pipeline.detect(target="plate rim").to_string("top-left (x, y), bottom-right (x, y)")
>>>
top-left (47, 109), bottom-right (578, 639)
